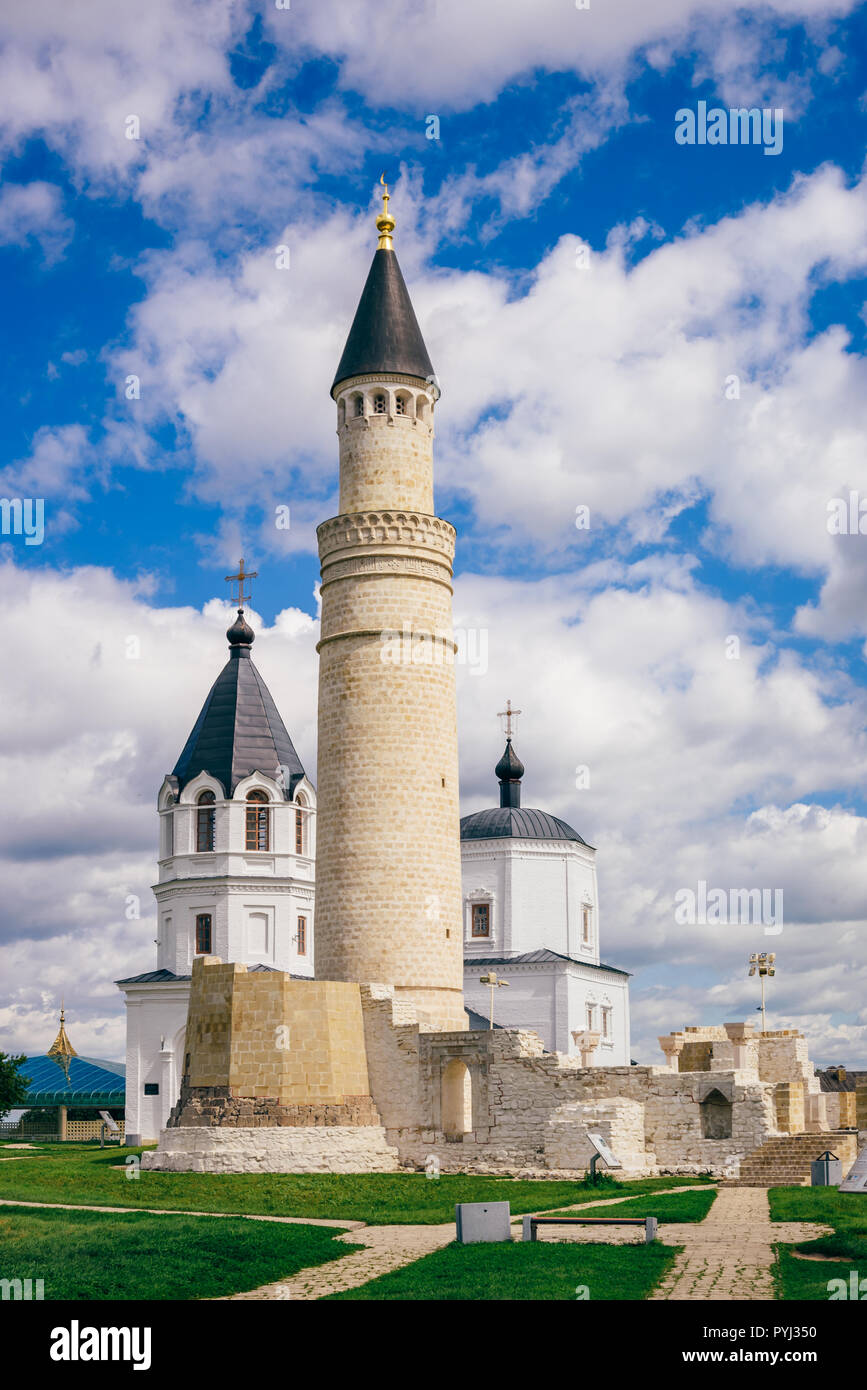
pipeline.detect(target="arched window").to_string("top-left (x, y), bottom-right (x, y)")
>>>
top-left (196, 790), bottom-right (216, 852)
top-left (373, 393), bottom-right (386, 415)
top-left (395, 394), bottom-right (407, 416)
top-left (245, 790), bottom-right (270, 851)
top-left (353, 394), bottom-right (364, 417)
top-left (295, 807), bottom-right (304, 855)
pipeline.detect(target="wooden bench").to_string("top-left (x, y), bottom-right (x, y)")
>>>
top-left (523, 1214), bottom-right (659, 1244)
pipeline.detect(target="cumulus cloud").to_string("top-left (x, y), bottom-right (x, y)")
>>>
top-left (0, 181), bottom-right (73, 263)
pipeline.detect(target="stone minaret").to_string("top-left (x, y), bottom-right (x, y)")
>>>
top-left (315, 183), bottom-right (466, 1032)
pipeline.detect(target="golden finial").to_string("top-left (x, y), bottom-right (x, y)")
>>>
top-left (376, 172), bottom-right (395, 249)
top-left (47, 1000), bottom-right (77, 1082)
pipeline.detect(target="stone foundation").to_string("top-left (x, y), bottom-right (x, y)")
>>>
top-left (168, 1084), bottom-right (381, 1129)
top-left (141, 1124), bottom-right (400, 1173)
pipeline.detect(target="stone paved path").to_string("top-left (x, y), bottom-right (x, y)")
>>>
top-left (650, 1186), bottom-right (830, 1301)
top-left (221, 1222), bottom-right (456, 1301)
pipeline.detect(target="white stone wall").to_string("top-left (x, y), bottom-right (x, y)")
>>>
top-left (122, 984), bottom-right (190, 1144)
top-left (462, 960), bottom-right (630, 1065)
top-left (461, 840), bottom-right (600, 962)
top-left (361, 990), bottom-right (780, 1177)
top-left (141, 1124), bottom-right (400, 1173)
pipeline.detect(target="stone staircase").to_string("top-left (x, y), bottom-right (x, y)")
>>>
top-left (731, 1132), bottom-right (858, 1187)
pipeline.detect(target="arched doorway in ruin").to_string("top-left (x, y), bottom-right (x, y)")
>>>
top-left (441, 1058), bottom-right (473, 1138)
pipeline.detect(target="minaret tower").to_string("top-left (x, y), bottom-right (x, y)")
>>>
top-left (315, 180), bottom-right (466, 1031)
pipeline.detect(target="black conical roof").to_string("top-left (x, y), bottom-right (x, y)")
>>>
top-left (172, 633), bottom-right (306, 799)
top-left (331, 247), bottom-right (435, 395)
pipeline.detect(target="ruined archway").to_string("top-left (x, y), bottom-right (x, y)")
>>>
top-left (441, 1058), bottom-right (473, 1138)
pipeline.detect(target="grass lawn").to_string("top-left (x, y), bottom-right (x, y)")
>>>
top-left (769, 1186), bottom-right (867, 1301)
top-left (0, 1145), bottom-right (711, 1225)
top-left (0, 1205), bottom-right (359, 1300)
top-left (567, 1188), bottom-right (716, 1222)
top-left (327, 1239), bottom-right (678, 1300)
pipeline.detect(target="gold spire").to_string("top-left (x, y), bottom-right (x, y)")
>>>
top-left (47, 1002), bottom-right (77, 1081)
top-left (376, 172), bottom-right (395, 249)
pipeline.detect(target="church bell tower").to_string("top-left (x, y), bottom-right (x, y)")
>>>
top-left (315, 182), bottom-right (466, 1031)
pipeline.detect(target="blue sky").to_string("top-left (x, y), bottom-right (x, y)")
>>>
top-left (2, 0), bottom-right (867, 1065)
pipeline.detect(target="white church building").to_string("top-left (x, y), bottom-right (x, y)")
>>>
top-left (118, 599), bottom-right (316, 1145)
top-left (461, 730), bottom-right (632, 1065)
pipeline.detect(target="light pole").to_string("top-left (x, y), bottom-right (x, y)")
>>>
top-left (479, 971), bottom-right (509, 1028)
top-left (749, 952), bottom-right (776, 1031)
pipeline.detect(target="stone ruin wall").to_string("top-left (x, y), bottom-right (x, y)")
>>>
top-left (360, 987), bottom-right (781, 1177)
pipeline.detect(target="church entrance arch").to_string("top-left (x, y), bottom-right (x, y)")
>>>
top-left (441, 1058), bottom-right (473, 1138)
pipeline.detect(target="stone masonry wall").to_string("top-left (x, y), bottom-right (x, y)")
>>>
top-left (171, 956), bottom-right (375, 1120)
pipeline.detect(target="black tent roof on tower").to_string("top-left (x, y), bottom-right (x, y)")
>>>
top-left (331, 181), bottom-right (435, 395)
top-left (171, 610), bottom-right (306, 800)
top-left (331, 248), bottom-right (435, 395)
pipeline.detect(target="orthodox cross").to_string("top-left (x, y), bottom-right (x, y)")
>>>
top-left (225, 558), bottom-right (257, 609)
top-left (498, 699), bottom-right (521, 739)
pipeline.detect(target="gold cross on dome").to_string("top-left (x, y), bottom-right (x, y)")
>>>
top-left (225, 558), bottom-right (258, 609)
top-left (498, 699), bottom-right (521, 739)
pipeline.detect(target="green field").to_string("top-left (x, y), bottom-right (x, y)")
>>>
top-left (327, 1239), bottom-right (678, 1300)
top-left (567, 1188), bottom-right (716, 1222)
top-left (0, 1144), bottom-right (711, 1225)
top-left (0, 1204), bottom-right (358, 1301)
top-left (770, 1186), bottom-right (867, 1301)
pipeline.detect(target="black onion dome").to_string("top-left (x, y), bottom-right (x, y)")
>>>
top-left (495, 738), bottom-right (524, 783)
top-left (331, 247), bottom-right (435, 395)
top-left (226, 608), bottom-right (255, 647)
top-left (460, 807), bottom-right (587, 845)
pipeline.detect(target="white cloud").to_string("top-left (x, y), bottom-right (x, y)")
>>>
top-left (279, 0), bottom-right (856, 111)
top-left (0, 181), bottom-right (73, 263)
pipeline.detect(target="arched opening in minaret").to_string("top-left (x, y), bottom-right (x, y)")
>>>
top-left (441, 1059), bottom-right (473, 1138)
top-left (373, 392), bottom-right (386, 415)
top-left (395, 390), bottom-right (411, 417)
top-left (351, 393), bottom-right (364, 417)
top-left (700, 1088), bottom-right (733, 1139)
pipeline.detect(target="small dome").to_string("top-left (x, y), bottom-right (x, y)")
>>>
top-left (460, 807), bottom-right (587, 845)
top-left (495, 739), bottom-right (524, 782)
top-left (226, 608), bottom-right (255, 648)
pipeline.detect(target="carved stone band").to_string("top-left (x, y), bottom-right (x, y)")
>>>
top-left (318, 511), bottom-right (456, 563)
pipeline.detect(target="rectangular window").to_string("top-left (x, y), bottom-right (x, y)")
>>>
top-left (246, 804), bottom-right (269, 851)
top-left (295, 808), bottom-right (303, 855)
top-left (195, 913), bottom-right (212, 954)
top-left (144, 1083), bottom-right (159, 1096)
top-left (602, 1007), bottom-right (612, 1040)
top-left (297, 916), bottom-right (307, 955)
top-left (586, 1005), bottom-right (596, 1031)
top-left (471, 903), bottom-right (491, 937)
top-left (197, 806), bottom-right (215, 852)
top-left (165, 811), bottom-right (174, 857)
top-left (582, 905), bottom-right (592, 943)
